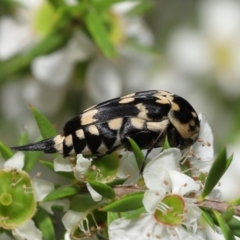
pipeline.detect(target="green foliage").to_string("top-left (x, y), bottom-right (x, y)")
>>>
top-left (200, 147), bottom-right (233, 200)
top-left (127, 137), bottom-right (144, 171)
top-left (42, 186), bottom-right (79, 202)
top-left (101, 192), bottom-right (144, 212)
top-left (34, 208), bottom-right (56, 240)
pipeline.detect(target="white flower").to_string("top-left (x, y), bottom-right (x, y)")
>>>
top-left (109, 149), bottom-right (203, 240)
top-left (3, 152), bottom-right (25, 170)
top-left (187, 114), bottom-right (214, 177)
top-left (73, 154), bottom-right (92, 180)
top-left (117, 152), bottom-right (139, 184)
top-left (166, 1), bottom-right (240, 98)
top-left (54, 155), bottom-right (73, 172)
top-left (0, 0), bottom-right (94, 87)
top-left (32, 178), bottom-right (54, 202)
top-left (12, 219), bottom-right (42, 240)
top-left (62, 210), bottom-right (101, 239)
top-left (40, 199), bottom-right (70, 214)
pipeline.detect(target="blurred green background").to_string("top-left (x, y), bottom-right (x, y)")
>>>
top-left (1, 1), bottom-right (240, 239)
top-left (1, 0), bottom-right (240, 196)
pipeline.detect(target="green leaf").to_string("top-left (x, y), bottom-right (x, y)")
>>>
top-left (201, 209), bottom-right (215, 229)
top-left (70, 194), bottom-right (98, 212)
top-left (124, 207), bottom-right (146, 219)
top-left (84, 10), bottom-right (116, 58)
top-left (213, 211), bottom-right (236, 240)
top-left (231, 197), bottom-right (240, 206)
top-left (30, 105), bottom-right (58, 139)
top-left (127, 1), bottom-right (153, 16)
top-left (107, 211), bottom-right (119, 226)
top-left (101, 192), bottom-right (144, 212)
top-left (93, 0), bottom-right (123, 11)
top-left (228, 217), bottom-right (240, 237)
top-left (42, 186), bottom-right (79, 202)
top-left (88, 179), bottom-right (115, 199)
top-left (200, 148), bottom-right (231, 200)
top-left (18, 130), bottom-right (29, 146)
top-left (163, 136), bottom-right (170, 150)
top-left (107, 178), bottom-right (128, 187)
top-left (40, 160), bottom-right (75, 180)
top-left (127, 138), bottom-right (144, 171)
top-left (85, 152), bottom-right (119, 183)
top-left (222, 207), bottom-right (234, 222)
top-left (34, 208), bottom-right (56, 240)
top-left (0, 141), bottom-right (13, 160)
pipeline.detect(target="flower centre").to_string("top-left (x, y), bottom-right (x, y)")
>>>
top-left (0, 193), bottom-right (12, 206)
top-left (154, 194), bottom-right (185, 226)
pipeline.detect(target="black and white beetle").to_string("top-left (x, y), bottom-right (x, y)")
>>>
top-left (11, 90), bottom-right (200, 159)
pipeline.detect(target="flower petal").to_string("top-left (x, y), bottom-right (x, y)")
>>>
top-left (73, 154), bottom-right (92, 181)
top-left (143, 148), bottom-right (181, 190)
top-left (86, 183), bottom-right (102, 202)
top-left (168, 170), bottom-right (200, 195)
top-left (142, 190), bottom-right (165, 213)
top-left (117, 153), bottom-right (139, 184)
top-left (192, 114), bottom-right (214, 161)
top-left (32, 178), bottom-right (54, 202)
top-left (4, 152), bottom-right (25, 170)
top-left (54, 156), bottom-right (72, 172)
top-left (62, 210), bottom-right (84, 231)
top-left (40, 199), bottom-right (70, 215)
top-left (109, 214), bottom-right (163, 240)
top-left (13, 219), bottom-right (42, 240)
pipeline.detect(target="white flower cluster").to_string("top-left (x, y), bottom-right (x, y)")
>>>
top-left (57, 114), bottom-right (216, 240)
top-left (108, 115), bottom-right (214, 240)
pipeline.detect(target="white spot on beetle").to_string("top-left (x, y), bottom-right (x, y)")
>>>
top-left (147, 119), bottom-right (169, 131)
top-left (135, 103), bottom-right (151, 120)
top-left (87, 125), bottom-right (99, 135)
top-left (81, 109), bottom-right (98, 125)
top-left (108, 118), bottom-right (123, 130)
top-left (130, 118), bottom-right (145, 129)
top-left (76, 129), bottom-right (85, 139)
top-left (119, 98), bottom-right (135, 104)
top-left (64, 135), bottom-right (73, 147)
top-left (53, 135), bottom-right (64, 153)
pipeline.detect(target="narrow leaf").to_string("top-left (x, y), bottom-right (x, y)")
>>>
top-left (200, 147), bottom-right (229, 199)
top-left (127, 1), bottom-right (153, 16)
top-left (107, 178), bottom-right (128, 187)
top-left (34, 208), bottom-right (56, 240)
top-left (214, 211), bottom-right (236, 240)
top-left (107, 212), bottom-right (119, 226)
top-left (30, 105), bottom-right (58, 139)
top-left (18, 130), bottom-right (29, 146)
top-left (42, 186), bottom-right (79, 202)
top-left (201, 209), bottom-right (215, 229)
top-left (228, 217), bottom-right (240, 237)
top-left (88, 179), bottom-right (115, 199)
top-left (226, 154), bottom-right (234, 171)
top-left (100, 192), bottom-right (144, 212)
top-left (222, 207), bottom-right (234, 222)
top-left (124, 207), bottom-right (146, 219)
top-left (127, 138), bottom-right (144, 171)
top-left (0, 141), bottom-right (13, 160)
top-left (163, 136), bottom-right (170, 150)
top-left (84, 10), bottom-right (116, 58)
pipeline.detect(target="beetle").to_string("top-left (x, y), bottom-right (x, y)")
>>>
top-left (11, 90), bottom-right (200, 159)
